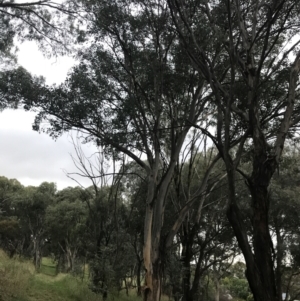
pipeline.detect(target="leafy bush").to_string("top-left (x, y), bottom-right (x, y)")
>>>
top-left (222, 276), bottom-right (252, 300)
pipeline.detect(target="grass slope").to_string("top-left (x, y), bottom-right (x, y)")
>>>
top-left (0, 250), bottom-right (142, 301)
top-left (0, 251), bottom-right (252, 301)
top-left (0, 251), bottom-right (98, 301)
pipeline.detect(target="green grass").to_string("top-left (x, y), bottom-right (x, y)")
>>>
top-left (0, 251), bottom-right (100, 301)
top-left (25, 274), bottom-right (100, 301)
top-left (104, 289), bottom-right (170, 301)
top-left (39, 258), bottom-right (57, 276)
top-left (0, 251), bottom-right (170, 301)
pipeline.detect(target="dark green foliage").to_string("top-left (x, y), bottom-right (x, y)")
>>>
top-left (0, 66), bottom-right (47, 111)
top-left (84, 185), bottom-right (136, 295)
top-left (28, 0), bottom-right (206, 166)
top-left (0, 1), bottom-right (75, 59)
top-left (2, 2), bottom-right (300, 300)
top-left (222, 276), bottom-right (251, 301)
top-left (0, 12), bottom-right (16, 66)
top-left (0, 176), bottom-right (24, 256)
top-left (0, 0), bottom-right (76, 111)
top-left (45, 187), bottom-right (88, 273)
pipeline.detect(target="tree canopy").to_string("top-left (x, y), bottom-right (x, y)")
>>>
top-left (2, 1), bottom-right (300, 301)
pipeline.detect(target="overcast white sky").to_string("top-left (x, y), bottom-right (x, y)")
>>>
top-left (0, 41), bottom-right (99, 190)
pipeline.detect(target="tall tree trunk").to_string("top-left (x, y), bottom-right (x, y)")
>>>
top-left (226, 53), bottom-right (300, 301)
top-left (66, 250), bottom-right (72, 272)
top-left (249, 180), bottom-right (277, 301)
top-left (181, 224), bottom-right (197, 301)
top-left (275, 221), bottom-right (283, 301)
top-left (143, 165), bottom-right (168, 301)
top-left (65, 244), bottom-right (77, 273)
top-left (152, 259), bottom-right (162, 301)
top-left (143, 180), bottom-right (170, 301)
top-left (143, 234), bottom-right (162, 301)
top-left (181, 242), bottom-right (192, 301)
top-left (214, 278), bottom-right (220, 301)
top-left (143, 176), bottom-right (156, 301)
top-left (190, 254), bottom-right (203, 301)
top-left (143, 124), bottom-right (191, 301)
top-left (226, 165), bottom-right (279, 301)
top-left (137, 259), bottom-right (142, 296)
top-left (33, 237), bottom-right (42, 272)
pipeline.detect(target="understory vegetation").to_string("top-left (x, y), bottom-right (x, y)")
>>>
top-left (0, 249), bottom-right (151, 301)
top-left (0, 249), bottom-right (99, 301)
top-left (0, 248), bottom-right (253, 301)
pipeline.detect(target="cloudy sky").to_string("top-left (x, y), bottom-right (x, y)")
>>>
top-left (0, 41), bottom-right (99, 190)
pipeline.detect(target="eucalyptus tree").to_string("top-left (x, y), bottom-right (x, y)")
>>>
top-left (60, 138), bottom-right (137, 296)
top-left (83, 185), bottom-right (135, 298)
top-left (28, 1), bottom-right (217, 300)
top-left (119, 161), bottom-right (147, 295)
top-left (14, 182), bottom-right (56, 271)
top-left (166, 150), bottom-right (237, 301)
top-left (166, 200), bottom-right (237, 301)
top-left (45, 187), bottom-right (88, 273)
top-left (267, 147), bottom-right (300, 300)
top-left (0, 67), bottom-right (45, 111)
top-left (0, 0), bottom-right (76, 111)
top-left (0, 176), bottom-right (23, 216)
top-left (0, 0), bottom-right (74, 61)
top-left (167, 1), bottom-right (300, 300)
top-left (0, 176), bottom-right (24, 257)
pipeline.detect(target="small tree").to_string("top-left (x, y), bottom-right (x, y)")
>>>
top-left (46, 187), bottom-right (88, 273)
top-left (14, 182), bottom-right (56, 271)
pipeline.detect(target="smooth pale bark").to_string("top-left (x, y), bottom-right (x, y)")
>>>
top-left (214, 278), bottom-right (220, 301)
top-left (143, 126), bottom-right (195, 301)
top-left (136, 259), bottom-right (142, 296)
top-left (33, 236), bottom-right (42, 272)
top-left (143, 173), bottom-right (172, 301)
top-left (65, 244), bottom-right (77, 272)
top-left (143, 174), bottom-right (156, 301)
top-left (275, 221), bottom-right (283, 301)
